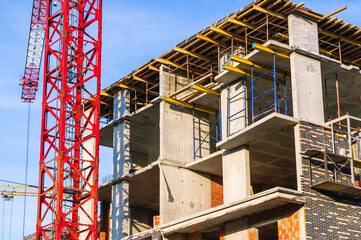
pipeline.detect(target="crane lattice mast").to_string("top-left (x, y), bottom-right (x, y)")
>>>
top-left (36, 0), bottom-right (102, 239)
top-left (20, 0), bottom-right (47, 103)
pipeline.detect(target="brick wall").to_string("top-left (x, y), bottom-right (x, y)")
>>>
top-left (299, 121), bottom-right (352, 191)
top-left (211, 175), bottom-right (223, 208)
top-left (278, 211), bottom-right (300, 240)
top-left (299, 121), bottom-right (361, 239)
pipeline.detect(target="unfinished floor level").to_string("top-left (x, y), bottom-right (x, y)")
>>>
top-left (96, 0), bottom-right (361, 239)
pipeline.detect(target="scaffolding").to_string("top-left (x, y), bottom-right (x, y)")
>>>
top-left (192, 115), bottom-right (220, 159)
top-left (226, 86), bottom-right (247, 137)
top-left (302, 115), bottom-right (361, 197)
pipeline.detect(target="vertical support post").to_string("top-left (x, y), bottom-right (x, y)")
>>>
top-left (266, 14), bottom-right (269, 41)
top-left (324, 152), bottom-right (328, 181)
top-left (251, 66), bottom-right (254, 123)
top-left (338, 41), bottom-right (342, 64)
top-left (112, 89), bottom-right (131, 239)
top-left (273, 54), bottom-right (277, 112)
top-left (336, 74), bottom-right (341, 118)
top-left (245, 27), bottom-right (248, 55)
top-left (347, 115), bottom-right (355, 183)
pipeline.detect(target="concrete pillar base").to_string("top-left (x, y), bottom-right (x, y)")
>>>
top-left (222, 145), bottom-right (251, 204)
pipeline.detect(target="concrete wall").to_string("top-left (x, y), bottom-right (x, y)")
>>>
top-left (159, 164), bottom-right (211, 224)
top-left (130, 207), bottom-right (151, 235)
top-left (288, 14), bottom-right (319, 53)
top-left (159, 64), bottom-right (190, 98)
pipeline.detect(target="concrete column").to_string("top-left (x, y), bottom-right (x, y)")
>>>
top-left (111, 89), bottom-right (131, 239)
top-left (220, 80), bottom-right (247, 139)
top-left (222, 145), bottom-right (251, 204)
top-left (224, 219), bottom-right (259, 240)
top-left (288, 14), bottom-right (320, 240)
top-left (288, 14), bottom-right (324, 124)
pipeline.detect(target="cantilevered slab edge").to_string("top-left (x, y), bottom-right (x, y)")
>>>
top-left (186, 150), bottom-right (224, 176)
top-left (217, 112), bottom-right (297, 150)
top-left (161, 187), bottom-right (304, 235)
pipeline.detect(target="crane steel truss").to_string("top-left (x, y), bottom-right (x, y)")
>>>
top-left (0, 185), bottom-right (38, 198)
top-left (20, 0), bottom-right (47, 103)
top-left (36, 0), bottom-right (102, 239)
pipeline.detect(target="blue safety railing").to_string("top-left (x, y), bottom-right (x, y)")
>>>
top-left (284, 88), bottom-right (293, 115)
top-left (193, 117), bottom-right (220, 159)
top-left (251, 67), bottom-right (280, 122)
top-left (227, 88), bottom-right (247, 137)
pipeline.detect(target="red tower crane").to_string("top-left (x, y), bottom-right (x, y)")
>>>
top-left (20, 0), bottom-right (47, 102)
top-left (32, 0), bottom-right (102, 239)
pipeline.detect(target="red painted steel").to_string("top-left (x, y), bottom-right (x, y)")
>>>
top-left (20, 0), bottom-right (47, 102)
top-left (36, 0), bottom-right (102, 239)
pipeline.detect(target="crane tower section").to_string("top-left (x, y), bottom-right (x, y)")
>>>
top-left (36, 0), bottom-right (102, 239)
top-left (20, 0), bottom-right (47, 102)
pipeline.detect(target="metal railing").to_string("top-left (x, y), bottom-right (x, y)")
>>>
top-left (193, 116), bottom-right (220, 159)
top-left (227, 87), bottom-right (247, 137)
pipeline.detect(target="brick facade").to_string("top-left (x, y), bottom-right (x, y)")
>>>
top-left (299, 121), bottom-right (361, 239)
top-left (278, 211), bottom-right (300, 240)
top-left (211, 175), bottom-right (223, 208)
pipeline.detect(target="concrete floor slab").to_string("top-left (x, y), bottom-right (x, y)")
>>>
top-left (186, 150), bottom-right (224, 176)
top-left (161, 187), bottom-right (304, 235)
top-left (217, 112), bottom-right (297, 150)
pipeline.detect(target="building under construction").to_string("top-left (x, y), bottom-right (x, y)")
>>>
top-left (95, 0), bottom-right (361, 239)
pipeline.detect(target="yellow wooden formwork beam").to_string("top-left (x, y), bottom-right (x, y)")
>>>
top-left (322, 6), bottom-right (347, 20)
top-left (227, 18), bottom-right (264, 33)
top-left (196, 34), bottom-right (228, 48)
top-left (174, 46), bottom-right (212, 62)
top-left (222, 64), bottom-right (282, 84)
top-left (163, 96), bottom-right (217, 114)
top-left (252, 43), bottom-right (290, 59)
top-left (253, 5), bottom-right (287, 20)
top-left (118, 83), bottom-right (158, 95)
top-left (190, 84), bottom-right (220, 96)
top-left (230, 55), bottom-right (264, 70)
top-left (132, 75), bottom-right (157, 86)
top-left (132, 75), bottom-right (148, 83)
top-left (100, 90), bottom-right (113, 98)
top-left (136, 102), bottom-right (148, 106)
top-left (149, 64), bottom-right (159, 72)
top-left (222, 64), bottom-right (249, 76)
top-left (155, 57), bottom-right (204, 75)
top-left (275, 32), bottom-right (289, 40)
top-left (230, 54), bottom-right (290, 78)
top-left (210, 26), bottom-right (244, 42)
top-left (320, 29), bottom-right (361, 48)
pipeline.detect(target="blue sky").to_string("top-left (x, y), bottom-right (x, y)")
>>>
top-left (0, 0), bottom-right (360, 238)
